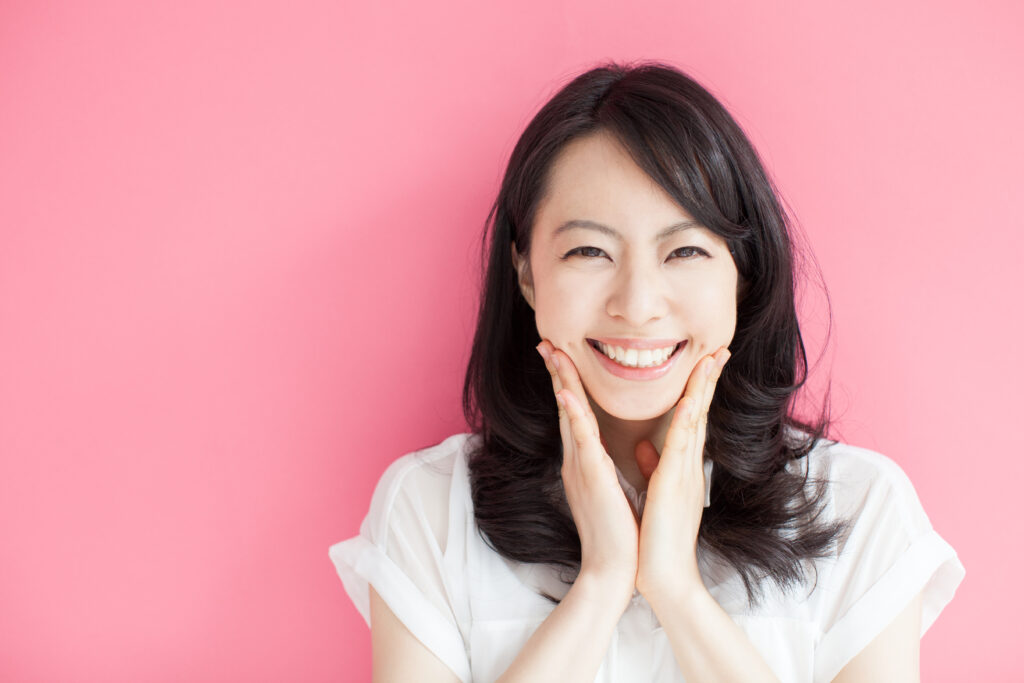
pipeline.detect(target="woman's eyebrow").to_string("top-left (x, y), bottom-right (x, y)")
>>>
top-left (553, 219), bottom-right (700, 242)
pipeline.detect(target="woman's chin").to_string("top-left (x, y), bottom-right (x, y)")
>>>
top-left (586, 391), bottom-right (679, 423)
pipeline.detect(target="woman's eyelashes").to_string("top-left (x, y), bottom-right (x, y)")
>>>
top-left (562, 246), bottom-right (606, 259)
top-left (560, 245), bottom-right (710, 261)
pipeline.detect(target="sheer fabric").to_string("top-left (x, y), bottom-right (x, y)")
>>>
top-left (329, 432), bottom-right (964, 682)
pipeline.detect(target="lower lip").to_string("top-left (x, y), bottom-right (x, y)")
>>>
top-left (588, 341), bottom-right (686, 381)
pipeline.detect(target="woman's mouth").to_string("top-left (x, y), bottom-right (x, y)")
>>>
top-left (588, 339), bottom-right (681, 367)
top-left (586, 338), bottom-right (686, 381)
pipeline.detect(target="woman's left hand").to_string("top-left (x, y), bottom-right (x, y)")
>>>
top-left (635, 346), bottom-right (730, 603)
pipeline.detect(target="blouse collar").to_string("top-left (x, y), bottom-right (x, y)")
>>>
top-left (613, 459), bottom-right (714, 518)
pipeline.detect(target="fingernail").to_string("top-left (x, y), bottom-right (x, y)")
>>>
top-left (705, 357), bottom-right (715, 376)
top-left (551, 353), bottom-right (560, 370)
top-left (718, 349), bottom-right (731, 369)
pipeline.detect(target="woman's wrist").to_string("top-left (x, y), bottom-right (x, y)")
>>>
top-left (641, 577), bottom-right (707, 616)
top-left (496, 566), bottom-right (631, 683)
top-left (574, 567), bottom-right (636, 614)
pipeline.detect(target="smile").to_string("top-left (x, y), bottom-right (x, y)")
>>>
top-left (588, 339), bottom-right (680, 367)
top-left (586, 338), bottom-right (686, 381)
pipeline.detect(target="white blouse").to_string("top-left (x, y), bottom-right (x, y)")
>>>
top-left (329, 432), bottom-right (964, 682)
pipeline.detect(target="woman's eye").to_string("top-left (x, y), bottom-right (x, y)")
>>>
top-left (670, 246), bottom-right (708, 259)
top-left (562, 246), bottom-right (709, 261)
top-left (563, 246), bottom-right (607, 259)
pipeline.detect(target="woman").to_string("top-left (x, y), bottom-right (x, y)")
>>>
top-left (329, 60), bottom-right (964, 682)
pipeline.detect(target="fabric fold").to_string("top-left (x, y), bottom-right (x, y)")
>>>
top-left (329, 536), bottom-right (472, 683)
top-left (812, 529), bottom-right (963, 682)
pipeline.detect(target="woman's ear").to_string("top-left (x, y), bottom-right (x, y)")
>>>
top-left (510, 241), bottom-right (536, 310)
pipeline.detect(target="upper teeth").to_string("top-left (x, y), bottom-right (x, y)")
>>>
top-left (597, 342), bottom-right (678, 368)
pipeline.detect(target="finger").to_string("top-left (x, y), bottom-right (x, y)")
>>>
top-left (694, 347), bottom-right (731, 455)
top-left (550, 347), bottom-right (599, 428)
top-left (537, 340), bottom-right (565, 399)
top-left (679, 349), bottom-right (713, 399)
top-left (673, 353), bottom-right (715, 439)
top-left (700, 347), bottom-right (731, 416)
top-left (685, 353), bottom-right (716, 448)
top-left (555, 393), bottom-right (575, 471)
top-left (661, 395), bottom-right (697, 471)
top-left (692, 353), bottom-right (718, 452)
top-left (695, 353), bottom-right (719, 416)
top-left (539, 342), bottom-right (576, 476)
top-left (558, 389), bottom-right (600, 464)
top-left (549, 348), bottom-right (606, 470)
top-left (634, 439), bottom-right (660, 481)
top-left (555, 352), bottom-right (617, 481)
top-left (663, 351), bottom-right (714, 454)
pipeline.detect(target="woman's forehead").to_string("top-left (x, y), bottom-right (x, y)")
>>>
top-left (536, 132), bottom-right (701, 240)
top-left (546, 217), bottom-right (711, 244)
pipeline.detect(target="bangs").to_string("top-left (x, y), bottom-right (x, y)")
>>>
top-left (598, 92), bottom-right (752, 245)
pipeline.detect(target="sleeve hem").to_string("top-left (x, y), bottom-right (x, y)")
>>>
top-left (329, 536), bottom-right (472, 683)
top-left (812, 529), bottom-right (966, 683)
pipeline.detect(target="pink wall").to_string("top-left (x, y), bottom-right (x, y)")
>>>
top-left (1, 1), bottom-right (1018, 680)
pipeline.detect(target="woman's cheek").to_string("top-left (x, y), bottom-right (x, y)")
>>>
top-left (535, 293), bottom-right (585, 355)
top-left (692, 281), bottom-right (738, 346)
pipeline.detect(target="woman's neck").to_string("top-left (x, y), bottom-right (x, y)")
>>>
top-left (587, 396), bottom-right (674, 494)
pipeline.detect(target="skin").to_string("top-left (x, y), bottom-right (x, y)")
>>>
top-left (366, 128), bottom-right (923, 681)
top-left (534, 337), bottom-right (728, 599)
top-left (511, 129), bottom-right (740, 499)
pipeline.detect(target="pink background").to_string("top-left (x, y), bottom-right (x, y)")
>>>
top-left (1, 1), bottom-right (1018, 680)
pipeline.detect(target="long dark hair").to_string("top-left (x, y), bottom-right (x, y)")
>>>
top-left (461, 59), bottom-right (849, 607)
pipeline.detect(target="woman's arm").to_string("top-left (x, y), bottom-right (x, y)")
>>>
top-left (369, 585), bottom-right (460, 683)
top-left (370, 575), bottom-right (627, 683)
top-left (495, 572), bottom-right (630, 683)
top-left (649, 586), bottom-right (924, 683)
top-left (832, 590), bottom-right (922, 682)
top-left (632, 349), bottom-right (782, 681)
top-left (372, 343), bottom-right (638, 682)
top-left (647, 584), bottom-right (781, 682)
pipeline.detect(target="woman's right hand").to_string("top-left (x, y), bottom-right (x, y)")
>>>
top-left (536, 340), bottom-right (639, 602)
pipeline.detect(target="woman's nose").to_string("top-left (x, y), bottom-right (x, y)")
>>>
top-left (604, 263), bottom-right (670, 327)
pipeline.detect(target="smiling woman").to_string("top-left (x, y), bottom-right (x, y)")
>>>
top-left (328, 60), bottom-right (965, 682)
top-left (511, 130), bottom-right (739, 427)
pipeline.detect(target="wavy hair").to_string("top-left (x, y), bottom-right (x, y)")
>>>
top-left (461, 59), bottom-right (850, 607)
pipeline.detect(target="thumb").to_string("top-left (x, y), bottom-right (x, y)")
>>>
top-left (634, 439), bottom-right (660, 482)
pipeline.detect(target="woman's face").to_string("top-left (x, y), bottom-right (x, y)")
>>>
top-left (512, 130), bottom-right (740, 421)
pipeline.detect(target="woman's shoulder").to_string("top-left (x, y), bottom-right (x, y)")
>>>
top-left (783, 427), bottom-right (935, 545)
top-left (786, 427), bottom-right (918, 495)
top-left (778, 429), bottom-right (964, 680)
top-left (361, 432), bottom-right (480, 547)
top-left (375, 432), bottom-right (478, 492)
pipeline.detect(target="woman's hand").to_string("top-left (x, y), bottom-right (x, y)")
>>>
top-left (536, 340), bottom-right (639, 602)
top-left (635, 346), bottom-right (730, 604)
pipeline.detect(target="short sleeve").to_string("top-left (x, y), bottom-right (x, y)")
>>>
top-left (811, 447), bottom-right (965, 683)
top-left (328, 442), bottom-right (472, 682)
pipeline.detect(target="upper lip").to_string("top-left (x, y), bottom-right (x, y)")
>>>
top-left (588, 337), bottom-right (683, 350)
